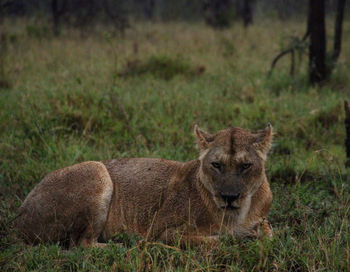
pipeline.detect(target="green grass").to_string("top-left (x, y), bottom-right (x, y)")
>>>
top-left (0, 18), bottom-right (350, 271)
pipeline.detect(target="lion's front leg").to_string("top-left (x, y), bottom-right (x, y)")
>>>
top-left (159, 227), bottom-right (219, 246)
top-left (257, 218), bottom-right (273, 238)
top-left (249, 217), bottom-right (273, 239)
top-left (244, 180), bottom-right (273, 239)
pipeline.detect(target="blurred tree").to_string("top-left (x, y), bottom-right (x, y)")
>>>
top-left (70, 0), bottom-right (98, 31)
top-left (309, 0), bottom-right (346, 83)
top-left (0, 0), bottom-right (12, 88)
top-left (344, 101), bottom-right (350, 167)
top-left (103, 0), bottom-right (130, 35)
top-left (269, 0), bottom-right (307, 20)
top-left (0, 0), bottom-right (14, 18)
top-left (269, 0), bottom-right (346, 84)
top-left (51, 0), bottom-right (67, 36)
top-left (242, 0), bottom-right (254, 27)
top-left (142, 0), bottom-right (155, 19)
top-left (54, 0), bottom-right (131, 35)
top-left (203, 0), bottom-right (232, 28)
top-left (332, 0), bottom-right (346, 64)
top-left (1, 0), bottom-right (25, 15)
top-left (308, 0), bottom-right (327, 83)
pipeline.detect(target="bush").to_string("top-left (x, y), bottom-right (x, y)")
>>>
top-left (118, 55), bottom-right (205, 80)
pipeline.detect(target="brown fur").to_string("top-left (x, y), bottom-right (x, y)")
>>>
top-left (15, 125), bottom-right (274, 248)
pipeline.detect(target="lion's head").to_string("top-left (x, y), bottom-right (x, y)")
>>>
top-left (194, 124), bottom-right (273, 212)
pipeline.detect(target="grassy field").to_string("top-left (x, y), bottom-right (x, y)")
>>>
top-left (0, 18), bottom-right (350, 271)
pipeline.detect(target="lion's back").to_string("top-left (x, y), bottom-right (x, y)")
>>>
top-left (103, 158), bottom-right (182, 197)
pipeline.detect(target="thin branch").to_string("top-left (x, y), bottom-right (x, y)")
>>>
top-left (268, 48), bottom-right (294, 77)
top-left (268, 32), bottom-right (310, 78)
top-left (301, 29), bottom-right (310, 43)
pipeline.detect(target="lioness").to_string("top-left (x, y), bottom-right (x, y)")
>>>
top-left (15, 124), bottom-right (273, 248)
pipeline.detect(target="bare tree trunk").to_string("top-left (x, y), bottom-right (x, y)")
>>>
top-left (51, 0), bottom-right (67, 36)
top-left (103, 0), bottom-right (130, 35)
top-left (0, 0), bottom-right (10, 88)
top-left (145, 0), bottom-right (155, 19)
top-left (203, 0), bottom-right (231, 28)
top-left (332, 0), bottom-right (346, 63)
top-left (0, 33), bottom-right (9, 88)
top-left (344, 101), bottom-right (350, 167)
top-left (243, 0), bottom-right (253, 27)
top-left (309, 0), bottom-right (327, 84)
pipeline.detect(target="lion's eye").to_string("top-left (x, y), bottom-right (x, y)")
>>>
top-left (211, 162), bottom-right (222, 171)
top-left (241, 163), bottom-right (252, 171)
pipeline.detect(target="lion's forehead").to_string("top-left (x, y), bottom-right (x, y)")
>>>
top-left (214, 127), bottom-right (255, 149)
top-left (207, 127), bottom-right (262, 164)
top-left (211, 147), bottom-right (257, 165)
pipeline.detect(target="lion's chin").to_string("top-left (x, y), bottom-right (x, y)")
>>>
top-left (220, 205), bottom-right (240, 211)
top-left (213, 197), bottom-right (238, 211)
top-left (213, 196), bottom-right (240, 211)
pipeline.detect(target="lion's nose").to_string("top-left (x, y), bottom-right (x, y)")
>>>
top-left (220, 192), bottom-right (240, 204)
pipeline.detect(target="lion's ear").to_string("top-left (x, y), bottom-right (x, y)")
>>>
top-left (253, 123), bottom-right (273, 156)
top-left (194, 125), bottom-right (213, 151)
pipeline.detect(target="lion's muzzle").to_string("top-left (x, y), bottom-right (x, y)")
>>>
top-left (220, 192), bottom-right (240, 209)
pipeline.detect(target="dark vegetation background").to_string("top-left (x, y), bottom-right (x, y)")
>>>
top-left (0, 0), bottom-right (349, 271)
